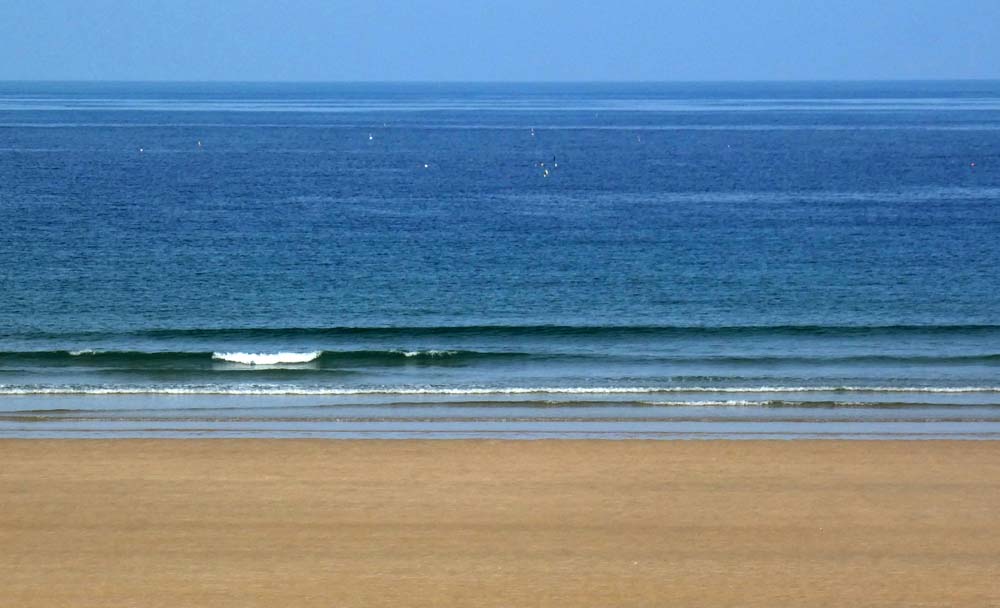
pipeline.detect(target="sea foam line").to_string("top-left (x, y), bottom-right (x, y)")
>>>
top-left (2, 385), bottom-right (1000, 396)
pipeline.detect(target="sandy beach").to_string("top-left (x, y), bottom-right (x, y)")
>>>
top-left (1, 440), bottom-right (997, 607)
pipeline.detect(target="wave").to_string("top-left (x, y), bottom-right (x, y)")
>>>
top-left (10, 323), bottom-right (1000, 343)
top-left (212, 351), bottom-right (322, 365)
top-left (0, 348), bottom-right (527, 367)
top-left (4, 348), bottom-right (1000, 366)
top-left (2, 385), bottom-right (1000, 396)
top-left (1, 350), bottom-right (209, 365)
top-left (395, 349), bottom-right (457, 358)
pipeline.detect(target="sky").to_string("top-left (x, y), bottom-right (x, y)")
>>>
top-left (2, 0), bottom-right (998, 81)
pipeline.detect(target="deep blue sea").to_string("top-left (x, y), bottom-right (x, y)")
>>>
top-left (2, 81), bottom-right (1000, 438)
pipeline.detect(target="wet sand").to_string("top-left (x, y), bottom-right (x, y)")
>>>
top-left (1, 440), bottom-right (998, 607)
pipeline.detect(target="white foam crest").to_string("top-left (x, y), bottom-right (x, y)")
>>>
top-left (396, 349), bottom-right (458, 358)
top-left (211, 351), bottom-right (322, 365)
top-left (2, 385), bottom-right (1000, 396)
top-left (68, 349), bottom-right (97, 356)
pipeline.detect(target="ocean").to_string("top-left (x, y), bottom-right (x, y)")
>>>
top-left (2, 81), bottom-right (999, 438)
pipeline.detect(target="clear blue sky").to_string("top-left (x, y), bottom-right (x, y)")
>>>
top-left (2, 0), bottom-right (998, 81)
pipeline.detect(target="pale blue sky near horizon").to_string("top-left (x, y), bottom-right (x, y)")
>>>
top-left (2, 0), bottom-right (998, 82)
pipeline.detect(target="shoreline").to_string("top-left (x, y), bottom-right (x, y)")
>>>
top-left (2, 439), bottom-right (998, 606)
top-left (4, 393), bottom-right (1000, 440)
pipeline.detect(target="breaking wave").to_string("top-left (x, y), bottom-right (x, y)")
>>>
top-left (211, 352), bottom-right (322, 365)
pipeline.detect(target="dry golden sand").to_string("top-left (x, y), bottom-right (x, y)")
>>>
top-left (1, 440), bottom-right (998, 607)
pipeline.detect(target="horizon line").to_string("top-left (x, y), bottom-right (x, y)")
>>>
top-left (2, 78), bottom-right (999, 85)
